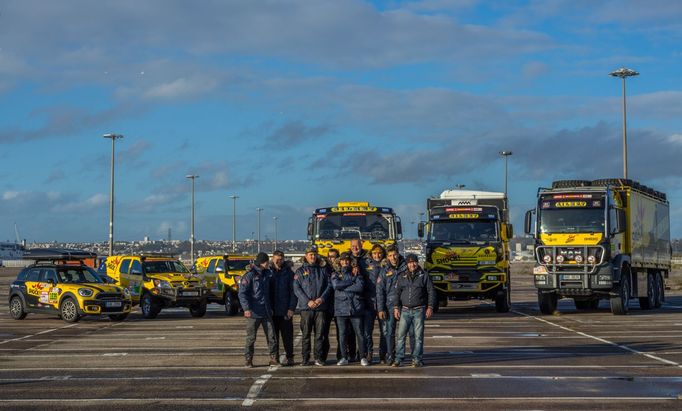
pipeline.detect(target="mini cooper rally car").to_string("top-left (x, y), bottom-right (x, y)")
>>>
top-left (195, 255), bottom-right (254, 315)
top-left (100, 253), bottom-right (210, 319)
top-left (8, 249), bottom-right (132, 323)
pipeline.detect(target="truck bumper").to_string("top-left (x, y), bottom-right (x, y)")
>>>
top-left (533, 263), bottom-right (614, 295)
top-left (152, 287), bottom-right (210, 306)
top-left (432, 272), bottom-right (507, 300)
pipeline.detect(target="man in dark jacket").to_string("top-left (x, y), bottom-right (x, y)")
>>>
top-left (238, 252), bottom-right (277, 368)
top-left (293, 246), bottom-right (332, 366)
top-left (390, 254), bottom-right (435, 368)
top-left (362, 243), bottom-right (385, 364)
top-left (269, 250), bottom-right (296, 366)
top-left (376, 245), bottom-right (407, 365)
top-left (331, 252), bottom-right (368, 366)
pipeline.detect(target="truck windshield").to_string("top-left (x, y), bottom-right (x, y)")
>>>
top-left (58, 267), bottom-right (103, 284)
top-left (143, 260), bottom-right (189, 274)
top-left (315, 213), bottom-right (391, 240)
top-left (429, 220), bottom-right (497, 242)
top-left (539, 208), bottom-right (605, 234)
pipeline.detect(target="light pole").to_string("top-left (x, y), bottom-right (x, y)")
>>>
top-left (228, 195), bottom-right (239, 253)
top-left (273, 216), bottom-right (279, 252)
top-left (256, 208), bottom-right (264, 253)
top-left (500, 151), bottom-right (512, 219)
top-left (186, 175), bottom-right (199, 265)
top-left (609, 67), bottom-right (639, 179)
top-left (103, 133), bottom-right (123, 256)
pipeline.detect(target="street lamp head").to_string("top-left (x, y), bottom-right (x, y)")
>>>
top-left (499, 151), bottom-right (513, 156)
top-left (609, 67), bottom-right (639, 78)
top-left (228, 195), bottom-right (239, 200)
top-left (185, 174), bottom-right (199, 179)
top-left (102, 133), bottom-right (123, 140)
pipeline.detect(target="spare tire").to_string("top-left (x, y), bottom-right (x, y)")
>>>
top-left (591, 178), bottom-right (634, 187)
top-left (551, 180), bottom-right (591, 189)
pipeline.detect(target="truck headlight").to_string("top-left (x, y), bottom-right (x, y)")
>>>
top-left (543, 255), bottom-right (552, 263)
top-left (153, 279), bottom-right (172, 289)
top-left (575, 255), bottom-right (584, 264)
top-left (555, 255), bottom-right (565, 264)
top-left (78, 288), bottom-right (94, 297)
top-left (587, 255), bottom-right (596, 264)
top-left (432, 275), bottom-right (443, 281)
top-left (535, 275), bottom-right (547, 284)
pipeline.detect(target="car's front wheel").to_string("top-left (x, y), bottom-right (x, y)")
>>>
top-left (9, 296), bottom-right (27, 320)
top-left (60, 297), bottom-right (81, 323)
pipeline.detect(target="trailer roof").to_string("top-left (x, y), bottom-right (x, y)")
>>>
top-left (438, 189), bottom-right (505, 199)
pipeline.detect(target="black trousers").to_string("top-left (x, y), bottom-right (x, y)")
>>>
top-left (335, 317), bottom-right (357, 360)
top-left (245, 317), bottom-right (276, 359)
top-left (300, 310), bottom-right (329, 362)
top-left (272, 315), bottom-right (294, 360)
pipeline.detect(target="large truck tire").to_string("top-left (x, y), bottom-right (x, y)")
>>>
top-left (653, 272), bottom-right (665, 308)
top-left (551, 180), bottom-right (591, 189)
top-left (610, 268), bottom-right (630, 315)
top-left (224, 291), bottom-right (239, 316)
top-left (538, 291), bottom-right (557, 314)
top-left (638, 272), bottom-right (655, 310)
top-left (495, 285), bottom-right (511, 313)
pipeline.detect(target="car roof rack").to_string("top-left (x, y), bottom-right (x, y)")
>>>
top-left (139, 252), bottom-right (177, 260)
top-left (23, 248), bottom-right (97, 262)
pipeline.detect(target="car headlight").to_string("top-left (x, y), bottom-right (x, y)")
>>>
top-left (122, 287), bottom-right (131, 297)
top-left (432, 275), bottom-right (443, 281)
top-left (153, 279), bottom-right (172, 289)
top-left (78, 288), bottom-right (94, 297)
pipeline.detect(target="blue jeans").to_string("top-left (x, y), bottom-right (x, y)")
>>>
top-left (363, 310), bottom-right (376, 357)
top-left (380, 314), bottom-right (416, 361)
top-left (395, 307), bottom-right (425, 363)
top-left (336, 316), bottom-right (366, 359)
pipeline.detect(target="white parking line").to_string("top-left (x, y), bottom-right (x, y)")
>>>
top-left (242, 374), bottom-right (271, 407)
top-left (512, 310), bottom-right (682, 368)
top-left (0, 323), bottom-right (78, 345)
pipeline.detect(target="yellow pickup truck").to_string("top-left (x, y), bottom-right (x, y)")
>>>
top-left (195, 255), bottom-right (254, 315)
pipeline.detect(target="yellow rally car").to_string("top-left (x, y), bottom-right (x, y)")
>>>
top-left (101, 254), bottom-right (210, 319)
top-left (8, 249), bottom-right (132, 323)
top-left (195, 255), bottom-right (254, 316)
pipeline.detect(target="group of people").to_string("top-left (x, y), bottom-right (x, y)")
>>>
top-left (237, 238), bottom-right (436, 368)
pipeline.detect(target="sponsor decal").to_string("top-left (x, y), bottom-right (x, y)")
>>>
top-left (40, 291), bottom-right (49, 304)
top-left (445, 207), bottom-right (483, 212)
top-left (449, 213), bottom-right (479, 219)
top-left (555, 201), bottom-right (587, 208)
top-left (331, 206), bottom-right (378, 212)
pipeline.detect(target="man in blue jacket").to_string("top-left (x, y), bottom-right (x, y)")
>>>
top-left (391, 254), bottom-right (436, 368)
top-left (362, 243), bottom-right (385, 364)
top-left (238, 252), bottom-right (277, 368)
top-left (376, 245), bottom-right (407, 365)
top-left (294, 246), bottom-right (332, 366)
top-left (269, 250), bottom-right (296, 366)
top-left (331, 252), bottom-right (368, 366)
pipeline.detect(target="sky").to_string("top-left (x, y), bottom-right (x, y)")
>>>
top-left (1, 0), bottom-right (681, 243)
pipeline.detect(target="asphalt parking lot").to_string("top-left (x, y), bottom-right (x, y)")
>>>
top-left (1, 265), bottom-right (681, 410)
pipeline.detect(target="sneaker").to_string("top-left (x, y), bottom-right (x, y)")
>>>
top-left (391, 361), bottom-right (401, 368)
top-left (269, 356), bottom-right (279, 367)
top-left (245, 358), bottom-right (253, 368)
top-left (279, 354), bottom-right (287, 365)
top-left (360, 358), bottom-right (369, 367)
top-left (300, 359), bottom-right (312, 366)
top-left (285, 358), bottom-right (295, 367)
top-left (314, 359), bottom-right (325, 367)
top-left (412, 361), bottom-right (423, 368)
top-left (336, 358), bottom-right (349, 366)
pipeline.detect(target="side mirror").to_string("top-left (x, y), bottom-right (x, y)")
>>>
top-left (48, 278), bottom-right (57, 286)
top-left (617, 209), bottom-right (626, 234)
top-left (417, 222), bottom-right (425, 238)
top-left (396, 217), bottom-right (403, 239)
top-left (507, 224), bottom-right (514, 239)
top-left (524, 209), bottom-right (534, 235)
top-left (307, 218), bottom-right (313, 240)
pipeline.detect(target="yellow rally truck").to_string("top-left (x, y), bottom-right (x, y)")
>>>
top-left (524, 179), bottom-right (671, 315)
top-left (195, 254), bottom-right (254, 315)
top-left (307, 202), bottom-right (402, 256)
top-left (102, 254), bottom-right (210, 319)
top-left (418, 190), bottom-right (512, 313)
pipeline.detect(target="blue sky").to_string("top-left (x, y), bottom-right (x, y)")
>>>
top-left (1, 0), bottom-right (681, 242)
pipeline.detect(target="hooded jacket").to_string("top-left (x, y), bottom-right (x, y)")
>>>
top-left (269, 260), bottom-right (296, 317)
top-left (376, 255), bottom-right (407, 313)
top-left (331, 266), bottom-right (365, 317)
top-left (293, 256), bottom-right (332, 312)
top-left (237, 265), bottom-right (273, 319)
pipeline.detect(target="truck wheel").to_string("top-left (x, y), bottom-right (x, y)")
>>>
top-left (653, 272), bottom-right (664, 308)
top-left (224, 292), bottom-right (239, 316)
top-left (610, 269), bottom-right (630, 315)
top-left (108, 313), bottom-right (129, 322)
top-left (638, 273), bottom-right (655, 310)
top-left (9, 296), bottom-right (27, 320)
top-left (495, 286), bottom-right (511, 313)
top-left (538, 291), bottom-right (557, 314)
top-left (189, 300), bottom-right (207, 317)
top-left (140, 292), bottom-right (160, 319)
top-left (60, 297), bottom-right (81, 323)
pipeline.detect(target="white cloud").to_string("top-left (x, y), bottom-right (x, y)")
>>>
top-left (143, 77), bottom-right (219, 100)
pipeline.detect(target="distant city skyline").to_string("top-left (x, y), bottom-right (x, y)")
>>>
top-left (2, 1), bottom-right (681, 242)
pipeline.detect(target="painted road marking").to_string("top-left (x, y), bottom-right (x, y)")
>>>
top-left (513, 310), bottom-right (682, 369)
top-left (242, 374), bottom-right (272, 407)
top-left (0, 397), bottom-right (677, 403)
top-left (0, 323), bottom-right (78, 345)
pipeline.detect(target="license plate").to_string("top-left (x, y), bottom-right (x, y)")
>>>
top-left (182, 291), bottom-right (198, 297)
top-left (447, 273), bottom-right (459, 281)
top-left (561, 275), bottom-right (581, 280)
top-left (105, 301), bottom-right (122, 307)
top-left (450, 283), bottom-right (478, 290)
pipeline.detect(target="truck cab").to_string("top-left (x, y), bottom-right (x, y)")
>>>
top-left (419, 190), bottom-right (512, 313)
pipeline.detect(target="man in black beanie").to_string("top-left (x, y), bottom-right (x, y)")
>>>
top-left (238, 252), bottom-right (277, 368)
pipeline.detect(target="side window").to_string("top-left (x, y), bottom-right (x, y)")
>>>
top-left (609, 208), bottom-right (618, 233)
top-left (119, 259), bottom-right (131, 275)
top-left (16, 269), bottom-right (29, 281)
top-left (26, 268), bottom-right (41, 282)
top-left (44, 269), bottom-right (58, 284)
top-left (130, 260), bottom-right (142, 275)
top-left (207, 259), bottom-right (217, 274)
top-left (217, 259), bottom-right (225, 271)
